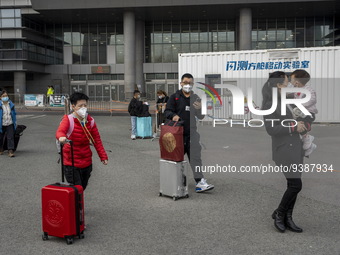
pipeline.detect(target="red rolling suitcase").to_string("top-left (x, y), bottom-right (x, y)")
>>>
top-left (41, 140), bottom-right (85, 245)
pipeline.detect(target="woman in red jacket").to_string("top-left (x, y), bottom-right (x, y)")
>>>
top-left (56, 92), bottom-right (108, 190)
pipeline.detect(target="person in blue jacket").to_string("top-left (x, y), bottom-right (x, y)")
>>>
top-left (0, 90), bottom-right (17, 157)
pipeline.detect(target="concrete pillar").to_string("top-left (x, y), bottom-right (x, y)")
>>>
top-left (135, 19), bottom-right (145, 96)
top-left (124, 11), bottom-right (136, 101)
top-left (14, 71), bottom-right (26, 103)
top-left (239, 8), bottom-right (252, 50)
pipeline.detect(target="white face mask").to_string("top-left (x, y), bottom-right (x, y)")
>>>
top-left (158, 96), bottom-right (163, 99)
top-left (287, 82), bottom-right (295, 88)
top-left (182, 85), bottom-right (193, 93)
top-left (76, 107), bottom-right (87, 119)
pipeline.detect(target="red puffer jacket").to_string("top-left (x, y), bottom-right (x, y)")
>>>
top-left (56, 114), bottom-right (108, 168)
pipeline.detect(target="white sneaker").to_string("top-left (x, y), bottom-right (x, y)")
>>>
top-left (305, 143), bottom-right (317, 157)
top-left (131, 135), bottom-right (136, 140)
top-left (196, 178), bottom-right (214, 193)
top-left (303, 135), bottom-right (314, 150)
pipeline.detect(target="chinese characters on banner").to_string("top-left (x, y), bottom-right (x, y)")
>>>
top-left (226, 60), bottom-right (310, 71)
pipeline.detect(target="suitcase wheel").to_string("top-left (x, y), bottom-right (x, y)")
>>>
top-left (42, 233), bottom-right (49, 241)
top-left (173, 196), bottom-right (178, 201)
top-left (159, 192), bottom-right (162, 197)
top-left (185, 194), bottom-right (189, 198)
top-left (79, 232), bottom-right (85, 239)
top-left (66, 237), bottom-right (74, 245)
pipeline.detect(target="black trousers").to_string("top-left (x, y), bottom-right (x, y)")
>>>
top-left (277, 170), bottom-right (302, 213)
top-left (184, 131), bottom-right (204, 182)
top-left (64, 164), bottom-right (92, 191)
top-left (0, 124), bottom-right (15, 151)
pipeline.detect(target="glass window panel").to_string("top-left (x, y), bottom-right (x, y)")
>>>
top-left (163, 32), bottom-right (171, 43)
top-left (2, 19), bottom-right (15, 27)
top-left (171, 44), bottom-right (179, 62)
top-left (217, 21), bottom-right (226, 32)
top-left (72, 32), bottom-right (81, 45)
top-left (107, 24), bottom-right (115, 45)
top-left (95, 74), bottom-right (103, 80)
top-left (1, 9), bottom-right (15, 18)
top-left (252, 31), bottom-right (258, 41)
top-left (88, 75), bottom-right (95, 80)
top-left (63, 25), bottom-right (72, 45)
top-left (295, 28), bottom-right (305, 47)
top-left (181, 21), bottom-right (190, 43)
top-left (212, 32), bottom-right (218, 42)
top-left (191, 43), bottom-right (199, 53)
top-left (277, 30), bottom-right (285, 41)
top-left (15, 18), bottom-right (21, 27)
top-left (146, 73), bottom-right (155, 80)
top-left (15, 9), bottom-right (21, 17)
top-left (116, 45), bottom-right (124, 63)
top-left (152, 44), bottom-right (162, 63)
top-left (71, 75), bottom-right (79, 80)
top-left (276, 42), bottom-right (286, 48)
top-left (1, 41), bottom-right (15, 49)
top-left (103, 74), bottom-right (111, 80)
top-left (200, 32), bottom-right (208, 43)
top-left (155, 73), bottom-right (165, 79)
top-left (199, 43), bottom-right (209, 52)
top-left (191, 32), bottom-right (199, 43)
top-left (90, 47), bottom-right (98, 64)
top-left (99, 45), bottom-right (106, 64)
top-left (180, 43), bottom-right (190, 53)
top-left (257, 42), bottom-right (267, 49)
top-left (172, 33), bottom-right (181, 43)
top-left (267, 19), bottom-right (276, 29)
top-left (218, 32), bottom-right (227, 42)
top-left (267, 42), bottom-right (276, 49)
top-left (89, 25), bottom-right (98, 46)
top-left (258, 31), bottom-right (267, 41)
top-left (226, 43), bottom-right (235, 51)
top-left (163, 44), bottom-right (172, 62)
top-left (267, 30), bottom-right (276, 41)
top-left (72, 46), bottom-right (81, 64)
top-left (81, 46), bottom-right (89, 64)
top-left (154, 33), bottom-right (162, 43)
top-left (218, 43), bottom-right (227, 51)
top-left (117, 74), bottom-right (124, 80)
top-left (213, 43), bottom-right (218, 51)
top-left (226, 31), bottom-right (234, 42)
top-left (167, 73), bottom-right (174, 79)
top-left (277, 19), bottom-right (286, 29)
top-left (79, 75), bottom-right (86, 80)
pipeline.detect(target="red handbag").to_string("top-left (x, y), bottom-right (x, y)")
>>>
top-left (159, 120), bottom-right (184, 162)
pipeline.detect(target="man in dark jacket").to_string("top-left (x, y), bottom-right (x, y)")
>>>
top-left (165, 73), bottom-right (214, 193)
top-left (128, 90), bottom-right (143, 140)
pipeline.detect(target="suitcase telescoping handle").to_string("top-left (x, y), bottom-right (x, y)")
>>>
top-left (60, 139), bottom-right (75, 184)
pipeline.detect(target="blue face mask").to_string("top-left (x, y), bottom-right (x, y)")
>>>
top-left (1, 97), bottom-right (9, 102)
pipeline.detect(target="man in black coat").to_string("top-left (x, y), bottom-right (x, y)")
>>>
top-left (128, 90), bottom-right (143, 140)
top-left (165, 73), bottom-right (214, 193)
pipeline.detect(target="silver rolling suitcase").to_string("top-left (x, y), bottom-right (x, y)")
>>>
top-left (159, 159), bottom-right (189, 201)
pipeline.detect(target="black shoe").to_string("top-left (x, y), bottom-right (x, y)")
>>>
top-left (285, 210), bottom-right (303, 233)
top-left (272, 210), bottom-right (286, 233)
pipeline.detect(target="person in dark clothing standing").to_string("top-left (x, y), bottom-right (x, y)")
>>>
top-left (156, 90), bottom-right (169, 127)
top-left (164, 73), bottom-right (214, 193)
top-left (262, 71), bottom-right (307, 233)
top-left (128, 90), bottom-right (143, 140)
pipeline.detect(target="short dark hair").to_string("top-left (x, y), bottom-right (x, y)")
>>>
top-left (291, 69), bottom-right (310, 85)
top-left (133, 90), bottom-right (140, 95)
top-left (181, 73), bottom-right (194, 81)
top-left (70, 92), bottom-right (89, 105)
top-left (0, 90), bottom-right (7, 97)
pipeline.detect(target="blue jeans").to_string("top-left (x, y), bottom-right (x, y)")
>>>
top-left (131, 116), bottom-right (137, 136)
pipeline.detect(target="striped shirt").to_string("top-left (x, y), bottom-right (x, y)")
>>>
top-left (2, 103), bottom-right (13, 126)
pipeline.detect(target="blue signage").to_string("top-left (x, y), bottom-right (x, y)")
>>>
top-left (226, 60), bottom-right (310, 71)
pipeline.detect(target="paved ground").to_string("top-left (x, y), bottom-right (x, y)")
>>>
top-left (1, 113), bottom-right (339, 255)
